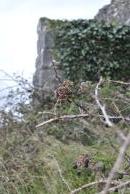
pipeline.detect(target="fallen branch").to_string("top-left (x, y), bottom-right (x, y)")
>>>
top-left (99, 115), bottom-right (130, 122)
top-left (36, 113), bottom-right (130, 128)
top-left (109, 80), bottom-right (130, 85)
top-left (107, 135), bottom-right (130, 164)
top-left (98, 180), bottom-right (130, 194)
top-left (100, 133), bottom-right (130, 194)
top-left (95, 77), bottom-right (113, 127)
top-left (70, 179), bottom-right (119, 194)
top-left (36, 114), bottom-right (89, 128)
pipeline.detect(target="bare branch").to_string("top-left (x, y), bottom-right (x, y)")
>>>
top-left (36, 113), bottom-right (130, 128)
top-left (98, 180), bottom-right (130, 194)
top-left (51, 155), bottom-right (71, 192)
top-left (70, 179), bottom-right (119, 194)
top-left (36, 114), bottom-right (89, 128)
top-left (38, 111), bottom-right (57, 116)
top-left (99, 115), bottom-right (130, 122)
top-left (109, 80), bottom-right (130, 85)
top-left (95, 77), bottom-right (113, 127)
top-left (100, 133), bottom-right (130, 194)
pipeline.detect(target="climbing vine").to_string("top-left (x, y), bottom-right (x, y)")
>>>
top-left (55, 19), bottom-right (130, 81)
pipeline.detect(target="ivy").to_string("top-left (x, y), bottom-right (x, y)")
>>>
top-left (55, 19), bottom-right (130, 81)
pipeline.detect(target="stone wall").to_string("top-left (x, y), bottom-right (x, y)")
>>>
top-left (95, 0), bottom-right (130, 25)
top-left (33, 1), bottom-right (130, 106)
top-left (33, 18), bottom-right (62, 106)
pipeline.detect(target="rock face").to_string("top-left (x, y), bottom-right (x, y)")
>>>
top-left (33, 18), bottom-right (62, 106)
top-left (95, 0), bottom-right (130, 25)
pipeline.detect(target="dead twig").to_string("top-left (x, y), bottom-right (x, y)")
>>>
top-left (36, 114), bottom-right (89, 128)
top-left (51, 155), bottom-right (71, 192)
top-left (99, 115), bottom-right (130, 122)
top-left (98, 180), bottom-right (130, 194)
top-left (36, 113), bottom-right (130, 128)
top-left (100, 133), bottom-right (130, 194)
top-left (95, 77), bottom-right (113, 127)
top-left (70, 179), bottom-right (119, 194)
top-left (109, 80), bottom-right (130, 85)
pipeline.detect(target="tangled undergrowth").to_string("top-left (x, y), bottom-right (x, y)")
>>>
top-left (0, 78), bottom-right (130, 194)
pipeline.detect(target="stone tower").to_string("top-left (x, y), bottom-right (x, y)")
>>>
top-left (33, 18), bottom-right (62, 106)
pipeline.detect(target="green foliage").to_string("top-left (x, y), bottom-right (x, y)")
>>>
top-left (1, 76), bottom-right (130, 194)
top-left (55, 19), bottom-right (130, 81)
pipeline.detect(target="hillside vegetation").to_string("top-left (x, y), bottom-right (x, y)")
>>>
top-left (1, 18), bottom-right (130, 194)
top-left (0, 77), bottom-right (130, 194)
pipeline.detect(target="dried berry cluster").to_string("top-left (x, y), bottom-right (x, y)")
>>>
top-left (55, 80), bottom-right (73, 102)
top-left (73, 154), bottom-right (106, 176)
top-left (73, 154), bottom-right (90, 169)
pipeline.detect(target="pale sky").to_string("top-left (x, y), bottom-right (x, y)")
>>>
top-left (0, 0), bottom-right (110, 81)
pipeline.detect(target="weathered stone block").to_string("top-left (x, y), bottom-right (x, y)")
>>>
top-left (33, 18), bottom-right (62, 106)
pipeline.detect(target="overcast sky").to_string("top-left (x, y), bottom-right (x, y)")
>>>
top-left (0, 0), bottom-right (110, 82)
